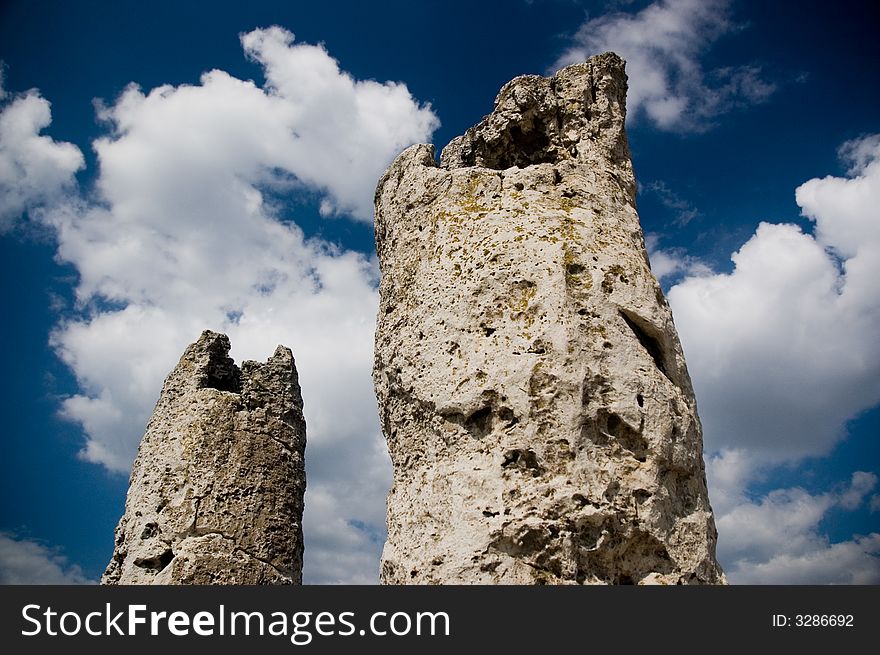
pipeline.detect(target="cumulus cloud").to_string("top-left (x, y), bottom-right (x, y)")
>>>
top-left (0, 86), bottom-right (84, 230)
top-left (670, 134), bottom-right (880, 582)
top-left (668, 134), bottom-right (880, 462)
top-left (22, 26), bottom-right (437, 583)
top-left (241, 26), bottom-right (439, 220)
top-left (554, 0), bottom-right (774, 130)
top-left (0, 533), bottom-right (93, 584)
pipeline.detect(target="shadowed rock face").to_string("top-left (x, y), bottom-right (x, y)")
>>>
top-left (374, 53), bottom-right (725, 584)
top-left (102, 331), bottom-right (306, 584)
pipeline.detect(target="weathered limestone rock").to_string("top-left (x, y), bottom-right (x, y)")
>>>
top-left (374, 53), bottom-right (725, 584)
top-left (102, 331), bottom-right (306, 584)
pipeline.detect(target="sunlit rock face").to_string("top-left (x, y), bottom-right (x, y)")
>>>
top-left (374, 53), bottom-right (724, 585)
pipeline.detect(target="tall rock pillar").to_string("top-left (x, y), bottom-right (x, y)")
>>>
top-left (374, 53), bottom-right (724, 584)
top-left (103, 330), bottom-right (306, 584)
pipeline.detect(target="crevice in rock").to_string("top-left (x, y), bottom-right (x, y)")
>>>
top-left (446, 103), bottom-right (568, 171)
top-left (182, 529), bottom-right (294, 580)
top-left (618, 309), bottom-right (673, 384)
top-left (527, 340), bottom-right (546, 354)
top-left (581, 372), bottom-right (611, 408)
top-left (488, 119), bottom-right (558, 170)
top-left (490, 524), bottom-right (550, 559)
top-left (198, 337), bottom-right (242, 393)
top-left (233, 546), bottom-right (293, 579)
top-left (583, 409), bottom-right (649, 462)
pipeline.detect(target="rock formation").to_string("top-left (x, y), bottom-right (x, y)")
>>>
top-left (102, 331), bottom-right (306, 584)
top-left (373, 53), bottom-right (725, 584)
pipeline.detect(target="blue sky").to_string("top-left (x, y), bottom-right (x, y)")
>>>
top-left (0, 0), bottom-right (877, 584)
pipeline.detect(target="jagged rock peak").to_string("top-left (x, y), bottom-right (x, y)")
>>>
top-left (440, 53), bottom-right (631, 177)
top-left (374, 53), bottom-right (725, 585)
top-left (102, 330), bottom-right (306, 585)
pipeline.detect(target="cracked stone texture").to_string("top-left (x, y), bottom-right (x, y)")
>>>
top-left (102, 331), bottom-right (306, 584)
top-left (374, 53), bottom-right (725, 584)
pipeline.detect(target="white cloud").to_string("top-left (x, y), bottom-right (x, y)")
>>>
top-left (717, 472), bottom-right (874, 563)
top-left (647, 243), bottom-right (685, 282)
top-left (839, 471), bottom-right (878, 511)
top-left (731, 534), bottom-right (880, 585)
top-left (23, 26), bottom-right (437, 583)
top-left (0, 88), bottom-right (84, 230)
top-left (241, 26), bottom-right (439, 221)
top-left (714, 472), bottom-right (880, 584)
top-left (0, 533), bottom-right (93, 584)
top-left (554, 0), bottom-right (774, 130)
top-left (704, 448), bottom-right (759, 516)
top-left (668, 134), bottom-right (880, 462)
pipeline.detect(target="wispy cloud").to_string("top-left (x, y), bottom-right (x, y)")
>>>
top-left (645, 180), bottom-right (700, 226)
top-left (554, 0), bottom-right (775, 131)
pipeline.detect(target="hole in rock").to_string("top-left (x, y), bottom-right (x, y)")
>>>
top-left (133, 548), bottom-right (175, 573)
top-left (498, 407), bottom-right (519, 427)
top-left (502, 448), bottom-right (543, 475)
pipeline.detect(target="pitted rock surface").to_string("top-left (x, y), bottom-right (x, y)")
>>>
top-left (102, 330), bottom-right (306, 584)
top-left (374, 53), bottom-right (724, 584)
